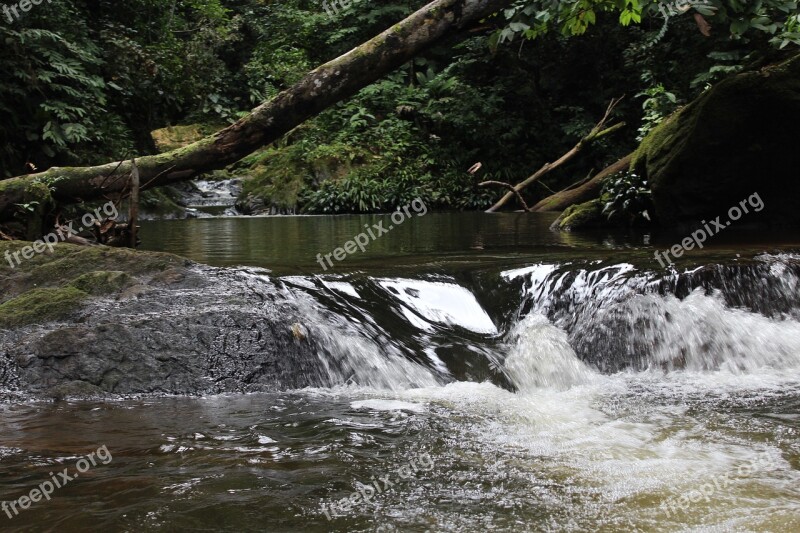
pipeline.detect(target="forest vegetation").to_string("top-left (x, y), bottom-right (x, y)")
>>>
top-left (0, 0), bottom-right (797, 222)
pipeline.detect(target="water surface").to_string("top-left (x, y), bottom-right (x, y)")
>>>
top-left (2, 212), bottom-right (800, 532)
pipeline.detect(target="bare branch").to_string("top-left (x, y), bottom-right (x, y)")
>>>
top-left (479, 180), bottom-right (531, 211)
top-left (486, 97), bottom-right (626, 213)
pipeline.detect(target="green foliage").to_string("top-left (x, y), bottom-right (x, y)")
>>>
top-left (495, 0), bottom-right (800, 45)
top-left (0, 20), bottom-right (126, 175)
top-left (635, 74), bottom-right (678, 140)
top-left (690, 49), bottom-right (749, 89)
top-left (776, 12), bottom-right (800, 48)
top-left (14, 201), bottom-right (40, 214)
top-left (0, 0), bottom-right (239, 176)
top-left (600, 170), bottom-right (653, 224)
top-left (0, 0), bottom-right (797, 217)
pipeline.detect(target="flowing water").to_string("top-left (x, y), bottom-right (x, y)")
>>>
top-left (1, 213), bottom-right (799, 531)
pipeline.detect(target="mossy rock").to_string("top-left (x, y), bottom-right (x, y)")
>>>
top-left (69, 271), bottom-right (134, 295)
top-left (150, 123), bottom-right (225, 153)
top-left (0, 241), bottom-right (184, 304)
top-left (238, 144), bottom-right (312, 212)
top-left (0, 286), bottom-right (89, 327)
top-left (551, 199), bottom-right (605, 231)
top-left (632, 53), bottom-right (800, 226)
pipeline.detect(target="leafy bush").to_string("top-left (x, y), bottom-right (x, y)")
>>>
top-left (600, 171), bottom-right (654, 225)
top-left (635, 74), bottom-right (679, 141)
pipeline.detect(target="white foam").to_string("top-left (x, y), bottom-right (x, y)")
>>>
top-left (378, 278), bottom-right (498, 334)
top-left (350, 399), bottom-right (426, 413)
top-left (324, 281), bottom-right (361, 299)
top-left (503, 314), bottom-right (595, 391)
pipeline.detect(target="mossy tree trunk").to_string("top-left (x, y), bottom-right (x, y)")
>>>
top-left (0, 0), bottom-right (514, 222)
top-left (530, 154), bottom-right (632, 212)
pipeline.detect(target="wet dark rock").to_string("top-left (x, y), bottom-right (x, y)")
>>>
top-left (0, 243), bottom-right (327, 399)
top-left (632, 53), bottom-right (800, 227)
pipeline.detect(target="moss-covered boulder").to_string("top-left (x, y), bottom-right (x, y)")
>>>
top-left (632, 53), bottom-right (800, 226)
top-left (0, 287), bottom-right (89, 327)
top-left (0, 241), bottom-right (181, 328)
top-left (550, 199), bottom-right (606, 231)
top-left (0, 241), bottom-right (329, 399)
top-left (150, 123), bottom-right (225, 153)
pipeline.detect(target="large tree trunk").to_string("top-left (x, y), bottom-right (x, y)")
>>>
top-left (529, 153), bottom-right (632, 212)
top-left (0, 0), bottom-right (513, 221)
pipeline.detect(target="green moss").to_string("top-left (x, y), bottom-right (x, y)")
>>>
top-left (150, 123), bottom-right (225, 153)
top-left (0, 241), bottom-right (180, 304)
top-left (0, 242), bottom-right (189, 328)
top-left (553, 199), bottom-right (604, 231)
top-left (69, 271), bottom-right (133, 295)
top-left (0, 178), bottom-right (23, 195)
top-left (630, 105), bottom-right (691, 179)
top-left (0, 286), bottom-right (89, 327)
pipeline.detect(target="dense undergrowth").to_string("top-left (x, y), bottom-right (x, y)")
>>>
top-left (1, 0), bottom-right (796, 214)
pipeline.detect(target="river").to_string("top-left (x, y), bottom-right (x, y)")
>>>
top-left (1, 212), bottom-right (798, 531)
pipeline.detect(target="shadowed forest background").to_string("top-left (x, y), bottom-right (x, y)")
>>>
top-left (1, 0), bottom-right (797, 218)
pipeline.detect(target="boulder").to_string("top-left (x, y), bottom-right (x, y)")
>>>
top-left (632, 53), bottom-right (800, 227)
top-left (550, 199), bottom-right (606, 231)
top-left (0, 242), bottom-right (328, 399)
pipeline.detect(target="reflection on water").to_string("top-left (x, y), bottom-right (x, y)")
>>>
top-left (139, 212), bottom-right (601, 273)
top-left (139, 212), bottom-right (800, 276)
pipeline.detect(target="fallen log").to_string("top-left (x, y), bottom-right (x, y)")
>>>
top-left (529, 153), bottom-right (633, 212)
top-left (485, 97), bottom-right (625, 213)
top-left (0, 0), bottom-right (515, 222)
